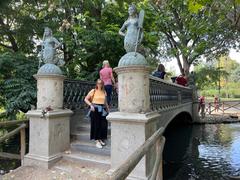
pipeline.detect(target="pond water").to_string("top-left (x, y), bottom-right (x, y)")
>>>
top-left (0, 130), bottom-right (22, 176)
top-left (163, 123), bottom-right (240, 180)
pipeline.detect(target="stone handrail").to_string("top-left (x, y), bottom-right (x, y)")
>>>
top-left (110, 127), bottom-right (165, 180)
top-left (149, 76), bottom-right (193, 111)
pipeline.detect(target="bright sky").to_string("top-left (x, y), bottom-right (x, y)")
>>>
top-left (163, 49), bottom-right (240, 75)
top-left (229, 49), bottom-right (240, 63)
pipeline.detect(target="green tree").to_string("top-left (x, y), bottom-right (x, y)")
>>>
top-left (217, 56), bottom-right (239, 87)
top-left (230, 65), bottom-right (240, 82)
top-left (0, 0), bottom-right (159, 79)
top-left (0, 52), bottom-right (37, 119)
top-left (0, 0), bottom-right (159, 118)
top-left (149, 0), bottom-right (239, 76)
top-left (195, 62), bottom-right (228, 90)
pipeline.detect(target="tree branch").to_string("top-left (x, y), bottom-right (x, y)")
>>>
top-left (165, 33), bottom-right (184, 74)
top-left (0, 17), bottom-right (18, 52)
top-left (0, 42), bottom-right (13, 49)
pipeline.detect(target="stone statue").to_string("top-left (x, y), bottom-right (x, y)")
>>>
top-left (119, 4), bottom-right (144, 53)
top-left (39, 27), bottom-right (64, 66)
top-left (37, 27), bottom-right (65, 75)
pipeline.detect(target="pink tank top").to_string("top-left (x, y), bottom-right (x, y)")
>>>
top-left (100, 67), bottom-right (112, 85)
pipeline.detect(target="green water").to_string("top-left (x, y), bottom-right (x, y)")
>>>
top-left (164, 123), bottom-right (240, 180)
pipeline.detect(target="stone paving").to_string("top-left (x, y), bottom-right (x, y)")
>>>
top-left (2, 159), bottom-right (109, 180)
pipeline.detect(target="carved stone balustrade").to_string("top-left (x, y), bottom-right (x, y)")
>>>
top-left (149, 76), bottom-right (193, 111)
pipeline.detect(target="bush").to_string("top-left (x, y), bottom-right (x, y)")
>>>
top-left (0, 52), bottom-right (38, 119)
top-left (200, 88), bottom-right (240, 99)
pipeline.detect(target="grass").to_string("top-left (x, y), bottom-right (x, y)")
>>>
top-left (205, 97), bottom-right (240, 102)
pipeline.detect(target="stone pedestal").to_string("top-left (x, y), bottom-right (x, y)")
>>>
top-left (24, 109), bottom-right (72, 168)
top-left (108, 52), bottom-right (158, 179)
top-left (107, 112), bottom-right (161, 179)
top-left (24, 64), bottom-right (73, 168)
top-left (115, 52), bottom-right (150, 113)
top-left (116, 65), bottom-right (150, 113)
top-left (35, 74), bottom-right (65, 109)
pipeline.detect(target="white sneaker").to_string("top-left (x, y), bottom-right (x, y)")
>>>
top-left (99, 140), bottom-right (106, 146)
top-left (96, 141), bottom-right (103, 149)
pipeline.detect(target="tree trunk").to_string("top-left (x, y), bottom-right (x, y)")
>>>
top-left (182, 56), bottom-right (190, 77)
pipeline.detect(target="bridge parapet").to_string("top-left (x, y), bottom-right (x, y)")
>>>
top-left (63, 77), bottom-right (193, 111)
top-left (63, 79), bottom-right (118, 110)
top-left (150, 76), bottom-right (193, 110)
top-left (63, 80), bottom-right (94, 110)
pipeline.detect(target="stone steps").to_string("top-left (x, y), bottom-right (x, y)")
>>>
top-left (74, 121), bottom-right (111, 131)
top-left (71, 131), bottom-right (111, 142)
top-left (71, 131), bottom-right (91, 141)
top-left (71, 140), bottom-right (111, 156)
top-left (65, 117), bottom-right (111, 165)
top-left (62, 151), bottom-right (110, 168)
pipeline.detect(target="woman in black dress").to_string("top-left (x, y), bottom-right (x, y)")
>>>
top-left (84, 79), bottom-right (109, 149)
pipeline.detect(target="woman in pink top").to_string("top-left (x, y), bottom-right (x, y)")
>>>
top-left (100, 60), bottom-right (115, 105)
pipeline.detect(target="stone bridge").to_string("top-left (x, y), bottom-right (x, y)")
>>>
top-left (24, 66), bottom-right (199, 180)
top-left (23, 59), bottom-right (200, 180)
top-left (63, 76), bottom-right (197, 133)
top-left (62, 75), bottom-right (199, 179)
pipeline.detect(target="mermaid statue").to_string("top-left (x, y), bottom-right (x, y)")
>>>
top-left (39, 27), bottom-right (64, 67)
top-left (119, 4), bottom-right (144, 53)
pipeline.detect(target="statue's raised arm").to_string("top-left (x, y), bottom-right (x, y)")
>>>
top-left (119, 4), bottom-right (144, 53)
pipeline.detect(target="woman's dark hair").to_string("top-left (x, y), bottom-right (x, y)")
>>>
top-left (156, 63), bottom-right (165, 72)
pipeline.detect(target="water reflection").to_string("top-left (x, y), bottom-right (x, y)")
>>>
top-left (163, 123), bottom-right (240, 180)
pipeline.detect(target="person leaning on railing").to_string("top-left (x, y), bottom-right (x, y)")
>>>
top-left (176, 73), bottom-right (187, 86)
top-left (152, 63), bottom-right (166, 80)
top-left (84, 79), bottom-right (109, 149)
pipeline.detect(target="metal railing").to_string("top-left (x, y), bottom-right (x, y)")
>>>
top-left (110, 127), bottom-right (165, 180)
top-left (0, 119), bottom-right (28, 164)
top-left (64, 77), bottom-right (193, 111)
top-left (206, 100), bottom-right (240, 114)
top-left (63, 79), bottom-right (95, 110)
top-left (149, 76), bottom-right (193, 111)
top-left (63, 79), bottom-right (118, 110)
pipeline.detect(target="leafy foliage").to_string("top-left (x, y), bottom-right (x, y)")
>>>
top-left (149, 0), bottom-right (239, 75)
top-left (195, 56), bottom-right (240, 98)
top-left (230, 66), bottom-right (240, 82)
top-left (0, 52), bottom-right (37, 118)
top-left (0, 0), bottom-right (239, 118)
top-left (0, 0), bottom-right (159, 80)
top-left (195, 65), bottom-right (228, 90)
top-left (0, 0), bottom-right (160, 118)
